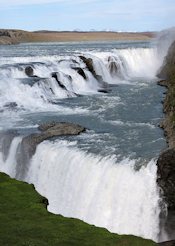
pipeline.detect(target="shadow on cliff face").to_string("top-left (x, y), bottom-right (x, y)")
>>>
top-left (157, 34), bottom-right (175, 241)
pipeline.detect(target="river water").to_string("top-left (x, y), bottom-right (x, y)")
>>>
top-left (0, 40), bottom-right (168, 241)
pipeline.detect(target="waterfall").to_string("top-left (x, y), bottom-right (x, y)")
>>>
top-left (0, 137), bottom-right (164, 242)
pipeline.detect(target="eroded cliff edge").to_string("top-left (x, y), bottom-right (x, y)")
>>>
top-left (157, 40), bottom-right (175, 239)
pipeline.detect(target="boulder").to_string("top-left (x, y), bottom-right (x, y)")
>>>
top-left (15, 122), bottom-right (85, 179)
top-left (25, 66), bottom-right (34, 77)
top-left (23, 122), bottom-right (85, 157)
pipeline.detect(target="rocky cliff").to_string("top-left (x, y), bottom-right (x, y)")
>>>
top-left (0, 29), bottom-right (30, 44)
top-left (0, 30), bottom-right (17, 44)
top-left (157, 40), bottom-right (175, 240)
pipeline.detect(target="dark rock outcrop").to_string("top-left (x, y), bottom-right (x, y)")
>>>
top-left (22, 122), bottom-right (85, 157)
top-left (0, 29), bottom-right (19, 44)
top-left (79, 56), bottom-right (97, 79)
top-left (157, 40), bottom-right (175, 240)
top-left (159, 241), bottom-right (175, 246)
top-left (25, 66), bottom-right (39, 78)
top-left (15, 122), bottom-right (85, 179)
top-left (4, 102), bottom-right (18, 109)
top-left (158, 41), bottom-right (175, 80)
top-left (0, 29), bottom-right (32, 45)
top-left (108, 56), bottom-right (118, 76)
top-left (79, 55), bottom-right (109, 92)
top-left (72, 67), bottom-right (87, 80)
top-left (157, 148), bottom-right (175, 211)
top-left (25, 66), bottom-right (34, 77)
top-left (51, 72), bottom-right (68, 90)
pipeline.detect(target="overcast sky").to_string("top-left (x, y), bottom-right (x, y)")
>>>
top-left (0, 0), bottom-right (174, 31)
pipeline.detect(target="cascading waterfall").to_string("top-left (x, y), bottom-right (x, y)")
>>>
top-left (0, 38), bottom-right (172, 242)
top-left (0, 47), bottom-right (163, 113)
top-left (27, 140), bottom-right (161, 241)
top-left (0, 138), bottom-right (165, 242)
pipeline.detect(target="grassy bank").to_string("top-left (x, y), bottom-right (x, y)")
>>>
top-left (0, 172), bottom-right (156, 246)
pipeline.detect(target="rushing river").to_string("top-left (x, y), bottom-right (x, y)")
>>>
top-left (0, 40), bottom-right (168, 241)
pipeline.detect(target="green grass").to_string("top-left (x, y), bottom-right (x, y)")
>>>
top-left (0, 172), bottom-right (156, 246)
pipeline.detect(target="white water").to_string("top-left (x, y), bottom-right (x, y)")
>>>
top-left (0, 39), bottom-right (170, 242)
top-left (0, 136), bottom-right (22, 177)
top-left (0, 47), bottom-right (164, 113)
top-left (0, 137), bottom-right (163, 241)
top-left (88, 48), bottom-right (161, 80)
top-left (22, 140), bottom-right (161, 241)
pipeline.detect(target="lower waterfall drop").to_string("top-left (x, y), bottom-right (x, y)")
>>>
top-left (26, 140), bottom-right (162, 242)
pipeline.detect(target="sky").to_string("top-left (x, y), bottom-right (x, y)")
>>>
top-left (0, 0), bottom-right (175, 32)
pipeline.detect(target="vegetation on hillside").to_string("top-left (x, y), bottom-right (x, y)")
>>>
top-left (0, 172), bottom-right (156, 246)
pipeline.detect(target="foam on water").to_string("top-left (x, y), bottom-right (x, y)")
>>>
top-left (88, 47), bottom-right (162, 81)
top-left (107, 120), bottom-right (156, 129)
top-left (0, 44), bottom-right (166, 115)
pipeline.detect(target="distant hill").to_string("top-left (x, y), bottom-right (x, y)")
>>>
top-left (0, 29), bottom-right (156, 44)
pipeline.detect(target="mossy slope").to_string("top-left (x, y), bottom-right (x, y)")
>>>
top-left (0, 172), bottom-right (156, 246)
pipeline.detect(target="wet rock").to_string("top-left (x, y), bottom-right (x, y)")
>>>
top-left (157, 148), bottom-right (175, 211)
top-left (51, 72), bottom-right (77, 97)
top-left (98, 89), bottom-right (109, 93)
top-left (157, 148), bottom-right (175, 241)
top-left (41, 196), bottom-right (49, 209)
top-left (51, 72), bottom-right (67, 89)
top-left (38, 122), bottom-right (85, 138)
top-left (157, 39), bottom-right (175, 240)
top-left (79, 55), bottom-right (109, 92)
top-left (79, 56), bottom-right (98, 79)
top-left (72, 67), bottom-right (87, 80)
top-left (108, 56), bottom-right (118, 76)
top-left (25, 66), bottom-right (33, 76)
top-left (25, 122), bottom-right (85, 157)
top-left (15, 122), bottom-right (85, 179)
top-left (38, 121), bottom-right (57, 131)
top-left (157, 80), bottom-right (168, 87)
top-left (4, 102), bottom-right (18, 109)
top-left (159, 241), bottom-right (175, 246)
top-left (25, 66), bottom-right (38, 77)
